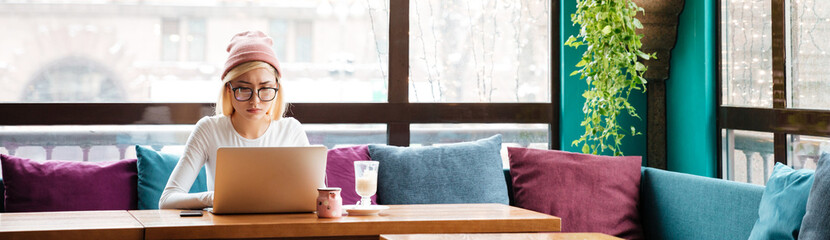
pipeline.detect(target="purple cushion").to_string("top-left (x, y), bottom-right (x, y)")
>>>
top-left (325, 145), bottom-right (376, 205)
top-left (1, 154), bottom-right (138, 212)
top-left (508, 147), bottom-right (643, 240)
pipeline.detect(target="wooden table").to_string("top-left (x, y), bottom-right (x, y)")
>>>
top-left (0, 210), bottom-right (144, 240)
top-left (130, 203), bottom-right (560, 240)
top-left (380, 233), bottom-right (623, 240)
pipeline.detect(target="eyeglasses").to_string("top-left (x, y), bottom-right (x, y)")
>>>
top-left (226, 83), bottom-right (279, 102)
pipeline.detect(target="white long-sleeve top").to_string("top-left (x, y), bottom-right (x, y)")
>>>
top-left (159, 115), bottom-right (310, 209)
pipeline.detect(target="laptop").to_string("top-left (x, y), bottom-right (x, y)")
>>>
top-left (211, 146), bottom-right (327, 214)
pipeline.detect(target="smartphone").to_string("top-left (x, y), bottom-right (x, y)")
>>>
top-left (179, 210), bottom-right (203, 217)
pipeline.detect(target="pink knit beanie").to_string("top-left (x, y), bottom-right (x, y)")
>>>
top-left (222, 30), bottom-right (282, 81)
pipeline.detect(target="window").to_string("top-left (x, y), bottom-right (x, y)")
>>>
top-left (269, 19), bottom-right (315, 64)
top-left (0, 0), bottom-right (557, 163)
top-left (162, 18), bottom-right (181, 62)
top-left (295, 21), bottom-right (313, 63)
top-left (187, 19), bottom-right (207, 62)
top-left (26, 56), bottom-right (124, 102)
top-left (163, 18), bottom-right (208, 62)
top-left (269, 19), bottom-right (289, 60)
top-left (720, 0), bottom-right (830, 185)
top-left (409, 0), bottom-right (551, 102)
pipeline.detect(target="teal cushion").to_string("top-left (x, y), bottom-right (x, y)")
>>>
top-left (640, 167), bottom-right (763, 240)
top-left (748, 163), bottom-right (815, 240)
top-left (368, 135), bottom-right (508, 205)
top-left (135, 145), bottom-right (208, 210)
top-left (799, 153), bottom-right (830, 240)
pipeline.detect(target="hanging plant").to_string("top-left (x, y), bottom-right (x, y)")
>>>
top-left (565, 0), bottom-right (655, 156)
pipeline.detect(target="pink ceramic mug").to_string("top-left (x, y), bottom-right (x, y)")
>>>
top-left (316, 187), bottom-right (343, 218)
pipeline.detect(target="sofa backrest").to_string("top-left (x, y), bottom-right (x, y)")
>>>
top-left (0, 178), bottom-right (5, 212)
top-left (639, 167), bottom-right (763, 240)
top-left (504, 167), bottom-right (764, 240)
top-left (503, 169), bottom-right (515, 206)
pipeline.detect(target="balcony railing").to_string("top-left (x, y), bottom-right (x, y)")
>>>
top-left (731, 132), bottom-right (774, 184)
top-left (729, 131), bottom-right (824, 185)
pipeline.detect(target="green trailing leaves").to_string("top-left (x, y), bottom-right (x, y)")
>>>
top-left (568, 0), bottom-right (653, 156)
top-left (601, 25), bottom-right (612, 35)
top-left (633, 18), bottom-right (644, 29)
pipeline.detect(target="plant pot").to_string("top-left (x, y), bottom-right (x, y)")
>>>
top-left (633, 0), bottom-right (685, 81)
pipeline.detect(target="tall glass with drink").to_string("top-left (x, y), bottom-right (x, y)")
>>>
top-left (354, 161), bottom-right (379, 207)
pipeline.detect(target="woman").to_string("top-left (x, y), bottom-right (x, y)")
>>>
top-left (159, 31), bottom-right (309, 209)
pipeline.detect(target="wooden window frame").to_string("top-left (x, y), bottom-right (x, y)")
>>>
top-left (717, 0), bottom-right (830, 178)
top-left (0, 0), bottom-right (562, 150)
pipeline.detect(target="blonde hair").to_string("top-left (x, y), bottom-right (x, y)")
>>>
top-left (215, 61), bottom-right (286, 120)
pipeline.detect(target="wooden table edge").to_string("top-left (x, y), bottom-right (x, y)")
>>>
top-left (131, 204), bottom-right (561, 239)
top-left (379, 233), bottom-right (623, 240)
top-left (138, 218), bottom-right (559, 239)
top-left (0, 210), bottom-right (145, 240)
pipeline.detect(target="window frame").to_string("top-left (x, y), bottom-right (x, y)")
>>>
top-left (0, 0), bottom-right (561, 150)
top-left (717, 0), bottom-right (830, 178)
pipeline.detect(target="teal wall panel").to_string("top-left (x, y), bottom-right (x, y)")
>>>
top-left (560, 0), bottom-right (648, 164)
top-left (666, 0), bottom-right (716, 177)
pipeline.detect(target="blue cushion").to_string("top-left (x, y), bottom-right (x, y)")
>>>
top-left (368, 135), bottom-right (508, 205)
top-left (800, 153), bottom-right (830, 240)
top-left (640, 167), bottom-right (764, 240)
top-left (135, 145), bottom-right (208, 210)
top-left (748, 163), bottom-right (815, 240)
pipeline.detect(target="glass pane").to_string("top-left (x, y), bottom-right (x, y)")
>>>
top-left (790, 0), bottom-right (830, 110)
top-left (721, 0), bottom-right (773, 107)
top-left (0, 0), bottom-right (388, 103)
top-left (790, 135), bottom-right (830, 170)
top-left (162, 18), bottom-right (181, 62)
top-left (187, 19), bottom-right (206, 62)
top-left (410, 124), bottom-right (549, 168)
top-left (303, 124), bottom-right (386, 148)
top-left (409, 0), bottom-right (551, 102)
top-left (270, 19), bottom-right (289, 60)
top-left (295, 21), bottom-right (313, 63)
top-left (723, 129), bottom-right (774, 185)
